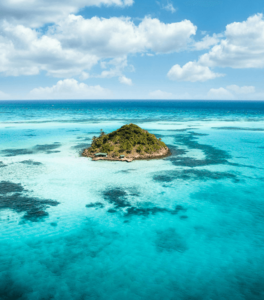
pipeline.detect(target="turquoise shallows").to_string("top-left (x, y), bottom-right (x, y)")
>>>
top-left (0, 100), bottom-right (264, 300)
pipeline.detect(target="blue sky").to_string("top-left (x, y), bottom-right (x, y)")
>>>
top-left (0, 0), bottom-right (264, 100)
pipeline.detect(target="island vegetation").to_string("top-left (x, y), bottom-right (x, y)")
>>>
top-left (82, 123), bottom-right (170, 162)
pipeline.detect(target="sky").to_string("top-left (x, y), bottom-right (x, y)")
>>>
top-left (0, 0), bottom-right (264, 100)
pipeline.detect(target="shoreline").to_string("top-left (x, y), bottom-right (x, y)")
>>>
top-left (82, 148), bottom-right (171, 162)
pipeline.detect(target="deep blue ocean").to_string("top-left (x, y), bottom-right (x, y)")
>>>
top-left (1, 100), bottom-right (264, 300)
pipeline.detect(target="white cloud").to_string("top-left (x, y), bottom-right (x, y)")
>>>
top-left (157, 1), bottom-right (176, 13)
top-left (168, 14), bottom-right (264, 83)
top-left (0, 21), bottom-right (98, 77)
top-left (208, 88), bottom-right (234, 100)
top-left (199, 14), bottom-right (264, 69)
top-left (194, 34), bottom-right (222, 50)
top-left (167, 61), bottom-right (224, 82)
top-left (226, 85), bottom-right (255, 94)
top-left (0, 16), bottom-right (196, 78)
top-left (99, 57), bottom-right (132, 79)
top-left (51, 15), bottom-right (197, 55)
top-left (149, 90), bottom-right (174, 99)
top-left (163, 3), bottom-right (176, 13)
top-left (79, 72), bottom-right (90, 80)
top-left (29, 79), bottom-right (111, 99)
top-left (208, 85), bottom-right (256, 100)
top-left (119, 76), bottom-right (133, 85)
top-left (0, 0), bottom-right (134, 27)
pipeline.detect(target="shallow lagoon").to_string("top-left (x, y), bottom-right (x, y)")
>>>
top-left (1, 101), bottom-right (264, 300)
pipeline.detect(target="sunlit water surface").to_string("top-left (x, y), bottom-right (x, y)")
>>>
top-left (1, 101), bottom-right (264, 300)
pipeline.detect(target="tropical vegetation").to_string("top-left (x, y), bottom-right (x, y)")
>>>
top-left (87, 124), bottom-right (167, 157)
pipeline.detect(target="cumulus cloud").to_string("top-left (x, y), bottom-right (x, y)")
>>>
top-left (208, 85), bottom-right (256, 100)
top-left (0, 21), bottom-right (98, 77)
top-left (0, 0), bottom-right (134, 27)
top-left (29, 79), bottom-right (111, 99)
top-left (199, 14), bottom-right (264, 69)
top-left (50, 15), bottom-right (196, 55)
top-left (163, 3), bottom-right (176, 13)
top-left (208, 88), bottom-right (234, 100)
top-left (0, 16), bottom-right (196, 78)
top-left (149, 90), bottom-right (174, 99)
top-left (226, 85), bottom-right (255, 94)
top-left (167, 61), bottom-right (224, 82)
top-left (168, 14), bottom-right (264, 82)
top-left (194, 34), bottom-right (222, 50)
top-left (119, 76), bottom-right (133, 85)
top-left (99, 57), bottom-right (133, 80)
top-left (157, 1), bottom-right (176, 13)
top-left (80, 72), bottom-right (90, 80)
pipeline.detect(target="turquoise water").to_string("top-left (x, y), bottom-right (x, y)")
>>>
top-left (1, 101), bottom-right (264, 300)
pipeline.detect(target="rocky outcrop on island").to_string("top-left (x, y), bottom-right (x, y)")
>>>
top-left (82, 124), bottom-right (170, 162)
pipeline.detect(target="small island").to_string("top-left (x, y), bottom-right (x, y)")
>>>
top-left (82, 124), bottom-right (170, 162)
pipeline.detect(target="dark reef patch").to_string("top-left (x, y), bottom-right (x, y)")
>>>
top-left (166, 132), bottom-right (231, 167)
top-left (1, 143), bottom-right (62, 157)
top-left (212, 127), bottom-right (264, 132)
top-left (24, 134), bottom-right (36, 137)
top-left (152, 133), bottom-right (164, 139)
top-left (228, 162), bottom-right (263, 170)
top-left (166, 144), bottom-right (187, 156)
top-left (46, 150), bottom-right (61, 154)
top-left (150, 128), bottom-right (197, 132)
top-left (116, 169), bottom-right (137, 174)
top-left (124, 205), bottom-right (186, 217)
top-left (86, 187), bottom-right (188, 219)
top-left (0, 161), bottom-right (6, 168)
top-left (33, 143), bottom-right (61, 153)
top-left (82, 137), bottom-right (92, 141)
top-left (125, 207), bottom-right (169, 217)
top-left (71, 143), bottom-right (91, 150)
top-left (0, 181), bottom-right (24, 194)
top-left (153, 169), bottom-right (239, 183)
top-left (175, 205), bottom-right (187, 213)
top-left (153, 175), bottom-right (175, 183)
top-left (103, 188), bottom-right (131, 208)
top-left (188, 131), bottom-right (209, 137)
top-left (0, 275), bottom-right (30, 300)
top-left (76, 136), bottom-right (91, 141)
top-left (20, 160), bottom-right (42, 166)
top-left (1, 148), bottom-right (34, 156)
top-left (155, 228), bottom-right (188, 253)
top-left (0, 181), bottom-right (59, 222)
top-left (86, 202), bottom-right (104, 209)
top-left (67, 129), bottom-right (80, 132)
